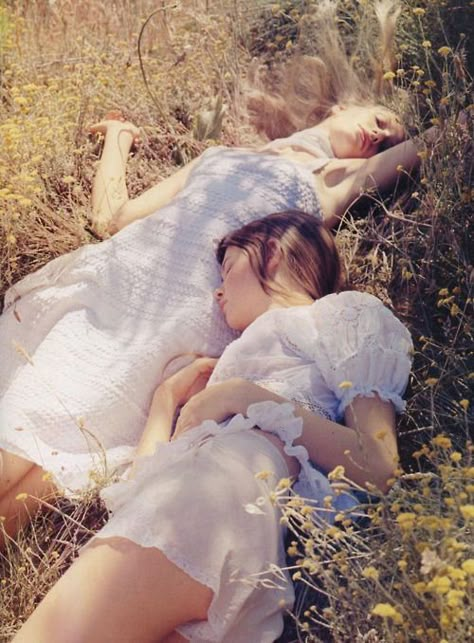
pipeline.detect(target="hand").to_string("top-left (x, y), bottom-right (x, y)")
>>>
top-left (173, 378), bottom-right (249, 440)
top-left (157, 356), bottom-right (218, 408)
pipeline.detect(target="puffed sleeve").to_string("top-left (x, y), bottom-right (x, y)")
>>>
top-left (304, 291), bottom-right (413, 418)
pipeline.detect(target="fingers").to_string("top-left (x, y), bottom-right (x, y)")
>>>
top-left (195, 357), bottom-right (218, 375)
top-left (162, 354), bottom-right (201, 380)
top-left (172, 399), bottom-right (201, 439)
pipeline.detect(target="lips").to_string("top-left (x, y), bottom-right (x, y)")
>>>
top-left (359, 126), bottom-right (368, 152)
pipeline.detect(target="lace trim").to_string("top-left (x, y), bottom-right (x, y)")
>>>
top-left (246, 401), bottom-right (357, 522)
top-left (336, 386), bottom-right (406, 417)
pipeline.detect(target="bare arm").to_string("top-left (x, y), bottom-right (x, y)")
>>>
top-left (317, 128), bottom-right (438, 225)
top-left (175, 379), bottom-right (398, 492)
top-left (110, 158), bottom-right (199, 234)
top-left (128, 357), bottom-right (217, 478)
top-left (126, 388), bottom-right (176, 479)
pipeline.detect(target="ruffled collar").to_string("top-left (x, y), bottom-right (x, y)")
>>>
top-left (262, 127), bottom-right (335, 160)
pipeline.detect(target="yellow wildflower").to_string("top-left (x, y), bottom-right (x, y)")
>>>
top-left (371, 603), bottom-right (403, 624)
top-left (255, 470), bottom-right (271, 481)
top-left (432, 434), bottom-right (452, 449)
top-left (422, 40), bottom-right (432, 49)
top-left (450, 452), bottom-right (462, 463)
top-left (461, 559), bottom-right (474, 575)
top-left (338, 380), bottom-right (353, 389)
top-left (438, 46), bottom-right (452, 57)
top-left (412, 8), bottom-right (426, 16)
top-left (460, 505), bottom-right (474, 520)
top-left (447, 566), bottom-right (466, 581)
top-left (446, 589), bottom-right (465, 608)
top-left (287, 544), bottom-right (299, 557)
top-left (398, 560), bottom-right (407, 572)
top-left (459, 399), bottom-right (470, 411)
top-left (15, 492), bottom-right (28, 501)
top-left (383, 71), bottom-right (396, 81)
top-left (328, 465), bottom-right (345, 480)
top-left (362, 566), bottom-right (380, 581)
top-left (427, 575), bottom-right (451, 594)
top-left (396, 512), bottom-right (416, 530)
top-left (276, 477), bottom-right (292, 490)
top-left (417, 150), bottom-right (428, 160)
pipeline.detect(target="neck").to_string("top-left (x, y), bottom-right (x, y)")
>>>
top-left (269, 291), bottom-right (314, 310)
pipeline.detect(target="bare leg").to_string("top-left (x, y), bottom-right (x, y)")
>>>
top-left (89, 114), bottom-right (141, 234)
top-left (0, 449), bottom-right (36, 496)
top-left (12, 536), bottom-right (213, 643)
top-left (0, 462), bottom-right (58, 550)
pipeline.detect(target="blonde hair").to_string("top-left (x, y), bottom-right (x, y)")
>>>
top-left (246, 0), bottom-right (403, 140)
top-left (216, 211), bottom-right (342, 301)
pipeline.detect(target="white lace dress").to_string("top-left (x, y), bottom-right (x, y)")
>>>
top-left (81, 291), bottom-right (413, 642)
top-left (0, 146), bottom-right (327, 493)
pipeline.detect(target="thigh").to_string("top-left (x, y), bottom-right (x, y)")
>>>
top-left (12, 536), bottom-right (213, 643)
top-left (0, 449), bottom-right (35, 496)
top-left (0, 463), bottom-right (58, 550)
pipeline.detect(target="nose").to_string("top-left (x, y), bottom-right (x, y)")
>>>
top-left (370, 126), bottom-right (388, 144)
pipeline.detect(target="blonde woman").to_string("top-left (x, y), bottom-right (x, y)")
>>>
top-left (0, 1), bottom-right (434, 546)
top-left (13, 212), bottom-right (412, 642)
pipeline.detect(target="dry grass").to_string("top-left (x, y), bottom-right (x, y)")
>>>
top-left (0, 1), bottom-right (472, 641)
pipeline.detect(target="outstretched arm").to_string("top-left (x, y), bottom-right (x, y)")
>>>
top-left (109, 159), bottom-right (198, 234)
top-left (318, 127), bottom-right (438, 226)
top-left (175, 379), bottom-right (398, 492)
top-left (128, 357), bottom-right (217, 478)
top-left (89, 117), bottom-right (198, 235)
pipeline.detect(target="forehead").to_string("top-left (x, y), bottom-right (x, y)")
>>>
top-left (221, 245), bottom-right (245, 269)
top-left (223, 246), bottom-right (242, 261)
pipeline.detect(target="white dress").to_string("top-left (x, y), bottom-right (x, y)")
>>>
top-left (0, 146), bottom-right (330, 493)
top-left (81, 291), bottom-right (413, 642)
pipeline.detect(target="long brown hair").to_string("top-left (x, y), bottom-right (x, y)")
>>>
top-left (246, 0), bottom-right (404, 140)
top-left (216, 211), bottom-right (342, 301)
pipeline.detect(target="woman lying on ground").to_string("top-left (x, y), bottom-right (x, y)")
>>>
top-left (0, 0), bottom-right (432, 546)
top-left (13, 211), bottom-right (413, 643)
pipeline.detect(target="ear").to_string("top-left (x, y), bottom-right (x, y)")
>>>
top-left (266, 239), bottom-right (283, 275)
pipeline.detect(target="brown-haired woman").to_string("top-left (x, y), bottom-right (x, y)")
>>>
top-left (0, 1), bottom-right (432, 547)
top-left (13, 211), bottom-right (413, 642)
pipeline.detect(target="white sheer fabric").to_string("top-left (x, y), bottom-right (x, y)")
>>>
top-left (262, 127), bottom-right (335, 172)
top-left (0, 147), bottom-right (322, 493)
top-left (83, 291), bottom-right (412, 641)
